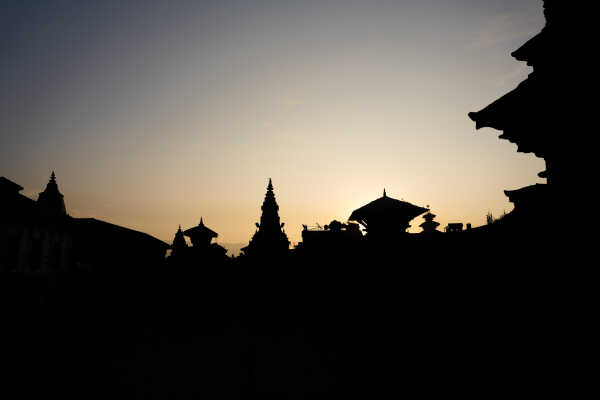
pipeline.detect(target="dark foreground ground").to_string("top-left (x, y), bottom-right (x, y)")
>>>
top-left (1, 252), bottom-right (590, 399)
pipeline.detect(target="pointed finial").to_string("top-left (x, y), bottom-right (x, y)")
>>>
top-left (199, 217), bottom-right (204, 226)
top-left (178, 224), bottom-right (182, 231)
top-left (383, 188), bottom-right (387, 197)
top-left (50, 171), bottom-right (56, 182)
top-left (267, 178), bottom-right (273, 191)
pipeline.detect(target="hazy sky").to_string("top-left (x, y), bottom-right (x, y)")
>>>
top-left (1, 0), bottom-right (545, 246)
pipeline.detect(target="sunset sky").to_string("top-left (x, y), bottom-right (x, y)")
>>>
top-left (1, 0), bottom-right (546, 248)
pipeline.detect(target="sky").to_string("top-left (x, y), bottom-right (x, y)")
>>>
top-left (0, 0), bottom-right (546, 248)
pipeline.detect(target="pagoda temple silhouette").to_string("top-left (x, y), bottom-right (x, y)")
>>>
top-left (419, 211), bottom-right (441, 234)
top-left (349, 189), bottom-right (428, 242)
top-left (167, 218), bottom-right (228, 266)
top-left (241, 179), bottom-right (290, 258)
top-left (468, 0), bottom-right (582, 242)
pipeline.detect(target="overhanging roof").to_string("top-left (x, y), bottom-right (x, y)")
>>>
top-left (349, 194), bottom-right (428, 225)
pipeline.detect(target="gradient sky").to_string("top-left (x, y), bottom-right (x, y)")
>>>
top-left (1, 0), bottom-right (546, 247)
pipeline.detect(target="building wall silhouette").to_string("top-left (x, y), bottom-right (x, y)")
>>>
top-left (0, 173), bottom-right (167, 272)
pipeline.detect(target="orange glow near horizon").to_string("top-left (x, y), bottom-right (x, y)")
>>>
top-left (0, 1), bottom-right (546, 250)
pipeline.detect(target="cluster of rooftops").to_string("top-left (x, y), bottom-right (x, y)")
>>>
top-left (2, 172), bottom-right (472, 257)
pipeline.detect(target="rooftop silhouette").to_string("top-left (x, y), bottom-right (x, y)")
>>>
top-left (1, 1), bottom-right (589, 398)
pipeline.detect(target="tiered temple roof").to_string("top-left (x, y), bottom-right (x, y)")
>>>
top-left (349, 190), bottom-right (428, 237)
top-left (242, 179), bottom-right (290, 257)
top-left (184, 218), bottom-right (218, 248)
top-left (419, 212), bottom-right (441, 234)
top-left (468, 1), bottom-right (583, 190)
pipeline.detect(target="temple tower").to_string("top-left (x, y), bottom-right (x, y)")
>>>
top-left (420, 212), bottom-right (441, 234)
top-left (242, 179), bottom-right (290, 257)
top-left (170, 225), bottom-right (188, 257)
top-left (468, 1), bottom-right (584, 212)
top-left (37, 172), bottom-right (67, 217)
top-left (184, 218), bottom-right (218, 249)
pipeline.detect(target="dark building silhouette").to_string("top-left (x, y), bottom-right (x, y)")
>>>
top-left (0, 173), bottom-right (167, 272)
top-left (299, 219), bottom-right (363, 254)
top-left (37, 171), bottom-right (67, 217)
top-left (468, 0), bottom-right (582, 237)
top-left (348, 189), bottom-right (428, 241)
top-left (444, 223), bottom-right (463, 233)
top-left (184, 218), bottom-right (218, 248)
top-left (166, 219), bottom-right (228, 266)
top-left (0, 174), bottom-right (73, 271)
top-left (419, 212), bottom-right (441, 234)
top-left (169, 225), bottom-right (188, 258)
top-left (4, 3), bottom-right (586, 399)
top-left (241, 179), bottom-right (290, 258)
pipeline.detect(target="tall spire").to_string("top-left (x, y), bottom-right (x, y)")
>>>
top-left (260, 178), bottom-right (280, 227)
top-left (37, 171), bottom-right (67, 217)
top-left (242, 178), bottom-right (290, 257)
top-left (44, 171), bottom-right (59, 194)
top-left (383, 188), bottom-right (387, 197)
top-left (171, 225), bottom-right (188, 256)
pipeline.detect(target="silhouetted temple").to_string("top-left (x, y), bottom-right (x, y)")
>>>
top-left (37, 172), bottom-right (67, 217)
top-left (349, 190), bottom-right (428, 241)
top-left (169, 225), bottom-right (188, 258)
top-left (419, 212), bottom-right (441, 234)
top-left (241, 179), bottom-right (290, 258)
top-left (184, 218), bottom-right (218, 248)
top-left (0, 172), bottom-right (168, 272)
top-left (166, 218), bottom-right (227, 266)
top-left (468, 0), bottom-right (580, 234)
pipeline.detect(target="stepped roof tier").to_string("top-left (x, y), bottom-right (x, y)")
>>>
top-left (419, 212), bottom-right (441, 234)
top-left (184, 218), bottom-right (217, 239)
top-left (349, 190), bottom-right (428, 236)
top-left (184, 218), bottom-right (218, 248)
top-left (468, 77), bottom-right (549, 158)
top-left (468, 0), bottom-right (586, 190)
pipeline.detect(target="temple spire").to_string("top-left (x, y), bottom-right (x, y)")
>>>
top-left (383, 188), bottom-right (387, 197)
top-left (37, 171), bottom-right (67, 217)
top-left (241, 178), bottom-right (290, 257)
top-left (170, 225), bottom-right (188, 257)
